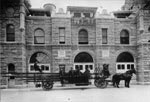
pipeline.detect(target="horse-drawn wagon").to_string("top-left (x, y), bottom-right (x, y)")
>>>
top-left (1, 64), bottom-right (136, 90)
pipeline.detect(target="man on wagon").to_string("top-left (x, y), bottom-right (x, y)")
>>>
top-left (84, 67), bottom-right (91, 83)
top-left (34, 61), bottom-right (42, 73)
top-left (59, 68), bottom-right (65, 86)
top-left (68, 67), bottom-right (75, 83)
top-left (101, 64), bottom-right (110, 79)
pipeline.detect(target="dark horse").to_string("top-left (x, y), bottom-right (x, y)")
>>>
top-left (112, 68), bottom-right (136, 88)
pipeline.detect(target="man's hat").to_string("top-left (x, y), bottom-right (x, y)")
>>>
top-left (103, 64), bottom-right (109, 68)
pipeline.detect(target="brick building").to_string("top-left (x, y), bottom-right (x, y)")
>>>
top-left (0, 0), bottom-right (150, 88)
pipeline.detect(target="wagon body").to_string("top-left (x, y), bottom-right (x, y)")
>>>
top-left (1, 72), bottom-right (110, 90)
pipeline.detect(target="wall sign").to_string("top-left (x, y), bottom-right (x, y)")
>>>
top-left (102, 50), bottom-right (109, 58)
top-left (58, 50), bottom-right (66, 58)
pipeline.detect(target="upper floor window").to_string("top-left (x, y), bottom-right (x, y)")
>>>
top-left (34, 28), bottom-right (45, 44)
top-left (6, 24), bottom-right (15, 42)
top-left (83, 13), bottom-right (90, 18)
top-left (79, 29), bottom-right (88, 44)
top-left (120, 30), bottom-right (129, 44)
top-left (59, 28), bottom-right (65, 44)
top-left (102, 28), bottom-right (108, 44)
top-left (74, 13), bottom-right (81, 17)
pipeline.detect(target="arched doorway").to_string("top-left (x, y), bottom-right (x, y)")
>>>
top-left (116, 52), bottom-right (135, 73)
top-left (29, 52), bottom-right (50, 73)
top-left (74, 52), bottom-right (94, 73)
top-left (8, 63), bottom-right (15, 87)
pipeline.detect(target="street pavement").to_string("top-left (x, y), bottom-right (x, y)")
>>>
top-left (1, 84), bottom-right (150, 102)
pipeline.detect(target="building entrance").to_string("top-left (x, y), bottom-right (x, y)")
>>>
top-left (29, 52), bottom-right (50, 73)
top-left (8, 63), bottom-right (15, 87)
top-left (74, 52), bottom-right (94, 73)
top-left (116, 52), bottom-right (135, 73)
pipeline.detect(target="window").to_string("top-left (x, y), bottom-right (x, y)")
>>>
top-left (59, 28), bottom-right (65, 44)
top-left (29, 64), bottom-right (50, 73)
top-left (6, 24), bottom-right (15, 42)
top-left (83, 13), bottom-right (90, 17)
top-left (116, 63), bottom-right (135, 73)
top-left (102, 28), bottom-right (108, 44)
top-left (78, 29), bottom-right (88, 44)
top-left (74, 13), bottom-right (81, 17)
top-left (120, 30), bottom-right (129, 44)
top-left (34, 28), bottom-right (45, 44)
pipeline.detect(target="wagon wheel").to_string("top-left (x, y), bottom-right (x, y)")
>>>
top-left (42, 80), bottom-right (53, 90)
top-left (94, 79), bottom-right (108, 88)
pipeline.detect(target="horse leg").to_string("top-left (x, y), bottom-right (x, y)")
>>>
top-left (112, 79), bottom-right (116, 87)
top-left (112, 76), bottom-right (116, 87)
top-left (116, 80), bottom-right (120, 88)
top-left (125, 80), bottom-right (127, 87)
top-left (127, 79), bottom-right (131, 88)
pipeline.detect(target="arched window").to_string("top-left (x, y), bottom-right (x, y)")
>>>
top-left (34, 28), bottom-right (45, 44)
top-left (116, 52), bottom-right (134, 73)
top-left (6, 24), bottom-right (15, 42)
top-left (120, 30), bottom-right (129, 44)
top-left (117, 52), bottom-right (134, 62)
top-left (74, 52), bottom-right (93, 63)
top-left (78, 29), bottom-right (88, 44)
top-left (29, 52), bottom-right (50, 72)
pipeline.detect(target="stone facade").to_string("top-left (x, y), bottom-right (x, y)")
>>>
top-left (1, 0), bottom-right (150, 88)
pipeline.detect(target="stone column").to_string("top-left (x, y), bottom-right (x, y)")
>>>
top-left (139, 10), bottom-right (144, 33)
top-left (19, 0), bottom-right (25, 31)
top-left (137, 44), bottom-right (145, 84)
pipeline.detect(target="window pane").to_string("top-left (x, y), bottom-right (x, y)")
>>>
top-left (41, 65), bottom-right (45, 70)
top-left (34, 37), bottom-right (45, 44)
top-left (89, 65), bottom-right (93, 70)
top-left (59, 28), bottom-right (65, 43)
top-left (120, 30), bottom-right (129, 44)
top-left (7, 33), bottom-right (15, 41)
top-left (79, 30), bottom-right (88, 44)
top-left (121, 37), bottom-right (129, 44)
top-left (45, 66), bottom-right (49, 71)
top-left (59, 37), bottom-right (65, 42)
top-left (122, 65), bottom-right (125, 69)
top-left (6, 24), bottom-right (15, 42)
top-left (59, 28), bottom-right (65, 36)
top-left (127, 64), bottom-right (130, 70)
top-left (83, 13), bottom-right (90, 17)
top-left (30, 65), bottom-right (34, 71)
top-left (34, 29), bottom-right (45, 44)
top-left (131, 64), bottom-right (134, 69)
top-left (102, 28), bottom-right (107, 44)
top-left (7, 25), bottom-right (14, 33)
top-left (79, 65), bottom-right (83, 70)
top-left (74, 13), bottom-right (81, 17)
top-left (118, 65), bottom-right (121, 70)
top-left (120, 30), bottom-right (129, 37)
top-left (35, 29), bottom-right (44, 36)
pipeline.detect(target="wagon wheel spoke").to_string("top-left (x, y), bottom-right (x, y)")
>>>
top-left (94, 79), bottom-right (108, 88)
top-left (42, 81), bottom-right (53, 90)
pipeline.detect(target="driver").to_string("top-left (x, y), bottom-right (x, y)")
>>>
top-left (101, 64), bottom-right (110, 78)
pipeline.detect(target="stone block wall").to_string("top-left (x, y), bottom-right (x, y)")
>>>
top-left (52, 18), bottom-right (71, 45)
top-left (26, 17), bottom-right (52, 45)
top-left (96, 18), bottom-right (115, 45)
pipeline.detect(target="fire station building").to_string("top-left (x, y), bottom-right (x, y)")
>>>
top-left (1, 0), bottom-right (150, 88)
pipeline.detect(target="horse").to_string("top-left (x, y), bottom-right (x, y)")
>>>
top-left (112, 68), bottom-right (136, 88)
